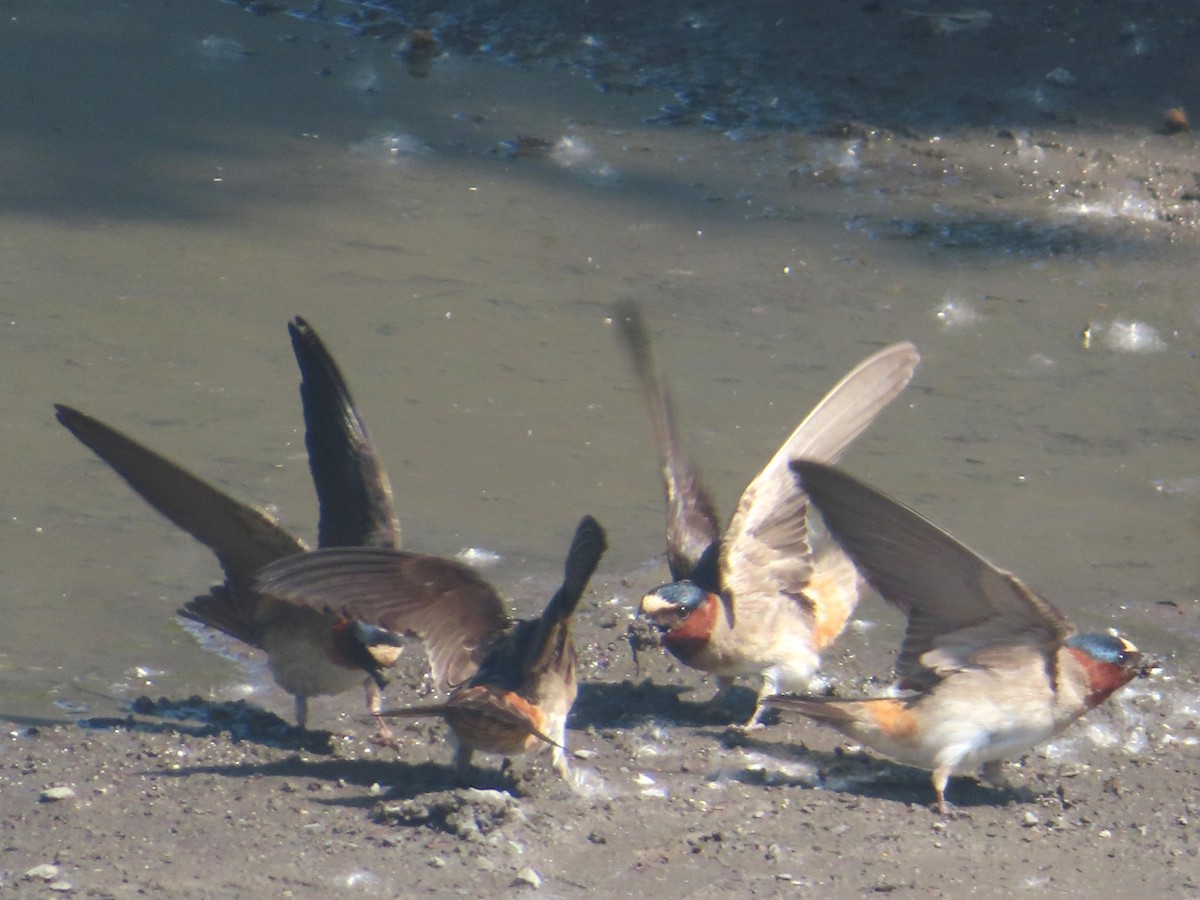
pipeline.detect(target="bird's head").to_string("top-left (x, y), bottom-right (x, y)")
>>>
top-left (628, 580), bottom-right (723, 669)
top-left (1064, 632), bottom-right (1143, 707)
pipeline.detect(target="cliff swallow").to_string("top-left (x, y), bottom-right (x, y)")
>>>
top-left (55, 317), bottom-right (405, 737)
top-left (253, 516), bottom-right (607, 782)
top-left (614, 303), bottom-right (919, 728)
top-left (766, 460), bottom-right (1144, 814)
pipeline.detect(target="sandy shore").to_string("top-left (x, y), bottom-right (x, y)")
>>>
top-left (4, 561), bottom-right (1197, 897)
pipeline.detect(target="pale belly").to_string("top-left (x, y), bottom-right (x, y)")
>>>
top-left (262, 624), bottom-right (364, 699)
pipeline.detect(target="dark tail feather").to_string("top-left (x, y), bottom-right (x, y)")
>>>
top-left (179, 586), bottom-right (262, 647)
top-left (288, 317), bottom-right (401, 551)
top-left (372, 703), bottom-right (456, 719)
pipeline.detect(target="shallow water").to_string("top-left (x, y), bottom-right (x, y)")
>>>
top-left (3, 1), bottom-right (1197, 725)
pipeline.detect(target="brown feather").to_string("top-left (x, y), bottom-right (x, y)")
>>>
top-left (253, 548), bottom-right (510, 691)
top-left (791, 460), bottom-right (1075, 690)
top-left (54, 404), bottom-right (305, 623)
top-left (720, 341), bottom-right (921, 627)
top-left (612, 302), bottom-right (721, 586)
top-left (289, 317), bottom-right (401, 551)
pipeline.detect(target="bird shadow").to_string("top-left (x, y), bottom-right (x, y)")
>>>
top-left (73, 695), bottom-right (588, 810)
top-left (572, 678), bottom-right (762, 730)
top-left (77, 695), bottom-right (338, 754)
top-left (155, 754), bottom-right (464, 807)
top-left (153, 743), bottom-right (575, 813)
top-left (712, 729), bottom-right (1040, 813)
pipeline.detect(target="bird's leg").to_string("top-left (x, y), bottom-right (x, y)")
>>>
top-left (363, 680), bottom-right (401, 749)
top-left (548, 720), bottom-right (572, 782)
top-left (932, 767), bottom-right (951, 816)
top-left (739, 670), bottom-right (784, 731)
top-left (981, 759), bottom-right (1012, 790)
top-left (294, 695), bottom-right (309, 731)
top-left (451, 741), bottom-right (475, 785)
top-left (700, 676), bottom-right (737, 720)
top-left (551, 746), bottom-right (572, 782)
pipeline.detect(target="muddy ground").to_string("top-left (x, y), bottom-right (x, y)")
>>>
top-left (3, 558), bottom-right (1197, 897)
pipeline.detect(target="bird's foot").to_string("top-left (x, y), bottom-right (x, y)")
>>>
top-left (367, 720), bottom-right (404, 751)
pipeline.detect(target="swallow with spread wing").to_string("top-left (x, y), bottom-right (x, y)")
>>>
top-left (766, 461), bottom-right (1145, 814)
top-left (55, 317), bottom-right (405, 737)
top-left (253, 516), bottom-right (607, 782)
top-left (614, 303), bottom-right (919, 728)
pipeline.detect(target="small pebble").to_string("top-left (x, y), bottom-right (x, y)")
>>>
top-left (1163, 107), bottom-right (1189, 134)
top-left (40, 786), bottom-right (76, 802)
top-left (513, 867), bottom-right (542, 889)
top-left (24, 864), bottom-right (59, 881)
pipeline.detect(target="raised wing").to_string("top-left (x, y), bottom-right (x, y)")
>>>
top-left (791, 460), bottom-right (1074, 689)
top-left (613, 302), bottom-right (721, 588)
top-left (482, 515), bottom-right (608, 689)
top-left (289, 317), bottom-right (401, 551)
top-left (720, 343), bottom-right (920, 623)
top-left (254, 547), bottom-right (511, 691)
top-left (54, 404), bottom-right (304, 597)
top-left (539, 515), bottom-right (608, 628)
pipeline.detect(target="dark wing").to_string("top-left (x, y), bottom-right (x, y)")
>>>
top-left (539, 515), bottom-right (608, 628)
top-left (482, 515), bottom-right (608, 689)
top-left (791, 460), bottom-right (1075, 690)
top-left (289, 317), bottom-right (401, 551)
top-left (254, 547), bottom-right (511, 691)
top-left (54, 404), bottom-right (304, 598)
top-left (720, 343), bottom-right (920, 623)
top-left (613, 302), bottom-right (721, 587)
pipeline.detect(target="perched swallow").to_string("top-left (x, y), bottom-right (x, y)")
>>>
top-left (766, 460), bottom-right (1144, 814)
top-left (55, 317), bottom-right (406, 737)
top-left (614, 303), bottom-right (919, 728)
top-left (253, 516), bottom-right (607, 782)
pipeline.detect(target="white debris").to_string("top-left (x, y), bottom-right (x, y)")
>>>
top-left (1045, 67), bottom-right (1078, 86)
top-left (456, 547), bottom-right (503, 567)
top-left (351, 133), bottom-right (428, 166)
top-left (1101, 319), bottom-right (1167, 353)
top-left (198, 36), bottom-right (246, 61)
top-left (934, 293), bottom-right (983, 328)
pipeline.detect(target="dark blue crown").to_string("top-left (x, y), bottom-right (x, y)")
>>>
top-left (1064, 632), bottom-right (1137, 665)
top-left (651, 580), bottom-right (709, 611)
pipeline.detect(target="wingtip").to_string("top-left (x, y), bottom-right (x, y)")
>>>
top-left (872, 339), bottom-right (921, 369)
top-left (53, 402), bottom-right (86, 428)
top-left (287, 315), bottom-right (323, 353)
top-left (610, 300), bottom-right (654, 369)
top-left (574, 514), bottom-right (609, 554)
top-left (289, 314), bottom-right (320, 339)
top-left (789, 458), bottom-right (839, 489)
top-left (610, 299), bottom-right (645, 331)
